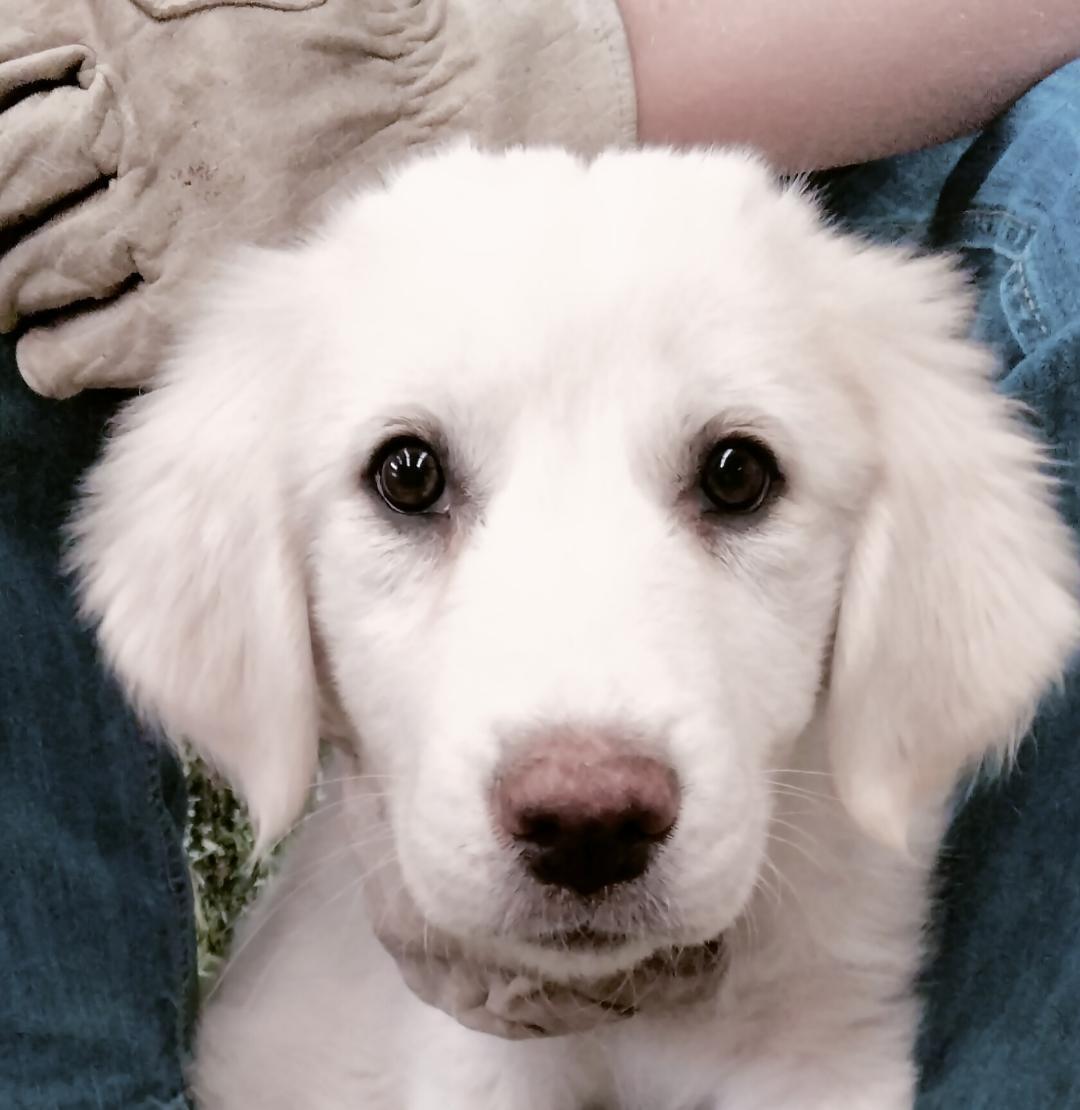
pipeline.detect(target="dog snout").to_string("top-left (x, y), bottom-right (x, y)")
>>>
top-left (493, 731), bottom-right (679, 897)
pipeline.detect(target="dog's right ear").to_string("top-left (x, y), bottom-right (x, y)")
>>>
top-left (816, 240), bottom-right (1080, 852)
top-left (68, 252), bottom-right (320, 850)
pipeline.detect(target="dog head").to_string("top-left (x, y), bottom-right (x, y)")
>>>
top-left (70, 145), bottom-right (1079, 978)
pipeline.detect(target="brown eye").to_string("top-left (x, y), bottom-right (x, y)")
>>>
top-left (372, 437), bottom-right (445, 514)
top-left (700, 437), bottom-right (777, 513)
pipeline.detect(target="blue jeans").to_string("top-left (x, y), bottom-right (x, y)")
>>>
top-left (818, 63), bottom-right (1080, 1108)
top-left (2, 62), bottom-right (1079, 1108)
top-left (0, 373), bottom-right (196, 1107)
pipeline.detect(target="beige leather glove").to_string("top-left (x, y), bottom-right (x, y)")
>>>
top-left (0, 0), bottom-right (635, 397)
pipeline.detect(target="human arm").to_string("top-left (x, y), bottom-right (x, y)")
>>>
top-left (619, 0), bottom-right (1080, 168)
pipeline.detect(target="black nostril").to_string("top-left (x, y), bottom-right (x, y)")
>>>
top-left (519, 813), bottom-right (560, 848)
top-left (514, 806), bottom-right (672, 897)
top-left (616, 816), bottom-right (649, 844)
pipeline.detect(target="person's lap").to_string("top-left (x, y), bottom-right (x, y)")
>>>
top-left (1, 61), bottom-right (1078, 1109)
top-left (0, 360), bottom-right (195, 1108)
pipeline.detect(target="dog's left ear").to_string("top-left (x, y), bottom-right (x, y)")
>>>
top-left (822, 242), bottom-right (1080, 850)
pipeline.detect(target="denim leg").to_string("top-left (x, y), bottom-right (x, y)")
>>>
top-left (0, 338), bottom-right (195, 1108)
top-left (820, 60), bottom-right (1080, 1110)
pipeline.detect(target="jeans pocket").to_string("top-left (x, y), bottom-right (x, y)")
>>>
top-left (130, 0), bottom-right (322, 18)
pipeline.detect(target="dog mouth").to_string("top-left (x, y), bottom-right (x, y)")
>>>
top-left (532, 926), bottom-right (631, 951)
top-left (547, 932), bottom-right (730, 1015)
top-left (519, 925), bottom-right (728, 986)
top-left (628, 934), bottom-right (728, 982)
top-left (486, 931), bottom-right (730, 1035)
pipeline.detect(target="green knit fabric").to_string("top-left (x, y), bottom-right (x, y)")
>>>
top-left (182, 755), bottom-right (268, 986)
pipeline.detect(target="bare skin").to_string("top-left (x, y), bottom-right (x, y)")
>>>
top-left (618, 0), bottom-right (1080, 169)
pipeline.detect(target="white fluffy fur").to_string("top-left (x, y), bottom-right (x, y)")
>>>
top-left (70, 145), bottom-right (1079, 1109)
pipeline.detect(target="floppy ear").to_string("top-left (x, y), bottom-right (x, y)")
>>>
top-left (823, 246), bottom-right (1080, 851)
top-left (68, 257), bottom-right (319, 850)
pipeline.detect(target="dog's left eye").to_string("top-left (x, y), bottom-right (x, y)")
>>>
top-left (371, 437), bottom-right (445, 514)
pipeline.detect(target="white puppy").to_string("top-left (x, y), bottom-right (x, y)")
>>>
top-left (70, 145), bottom-right (1079, 1110)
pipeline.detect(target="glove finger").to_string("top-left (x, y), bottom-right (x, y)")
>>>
top-left (0, 42), bottom-right (89, 102)
top-left (15, 280), bottom-right (172, 398)
top-left (0, 62), bottom-right (120, 230)
top-left (0, 172), bottom-right (143, 328)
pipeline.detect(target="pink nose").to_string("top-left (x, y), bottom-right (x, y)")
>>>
top-left (493, 730), bottom-right (680, 897)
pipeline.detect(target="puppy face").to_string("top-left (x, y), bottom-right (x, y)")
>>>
top-left (70, 146), bottom-right (1078, 978)
top-left (303, 173), bottom-right (872, 968)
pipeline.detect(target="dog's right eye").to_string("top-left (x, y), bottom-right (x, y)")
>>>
top-left (699, 437), bottom-right (778, 514)
top-left (371, 437), bottom-right (445, 514)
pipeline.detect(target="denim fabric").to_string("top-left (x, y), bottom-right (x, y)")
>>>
top-left (1, 60), bottom-right (1079, 1110)
top-left (821, 59), bottom-right (1080, 1110)
top-left (0, 346), bottom-right (195, 1109)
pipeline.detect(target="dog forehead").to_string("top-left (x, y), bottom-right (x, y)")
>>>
top-left (321, 166), bottom-right (825, 393)
top-left (316, 299), bottom-right (835, 477)
top-left (323, 148), bottom-right (815, 352)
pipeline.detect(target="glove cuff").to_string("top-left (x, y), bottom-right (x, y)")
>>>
top-left (450, 0), bottom-right (637, 151)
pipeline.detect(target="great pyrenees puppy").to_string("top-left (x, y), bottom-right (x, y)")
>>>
top-left (70, 144), bottom-right (1078, 1110)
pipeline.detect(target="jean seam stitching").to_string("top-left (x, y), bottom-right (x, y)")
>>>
top-left (1013, 261), bottom-right (1052, 340)
top-left (956, 207), bottom-right (1036, 258)
top-left (951, 206), bottom-right (1053, 344)
top-left (139, 733), bottom-right (195, 1108)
